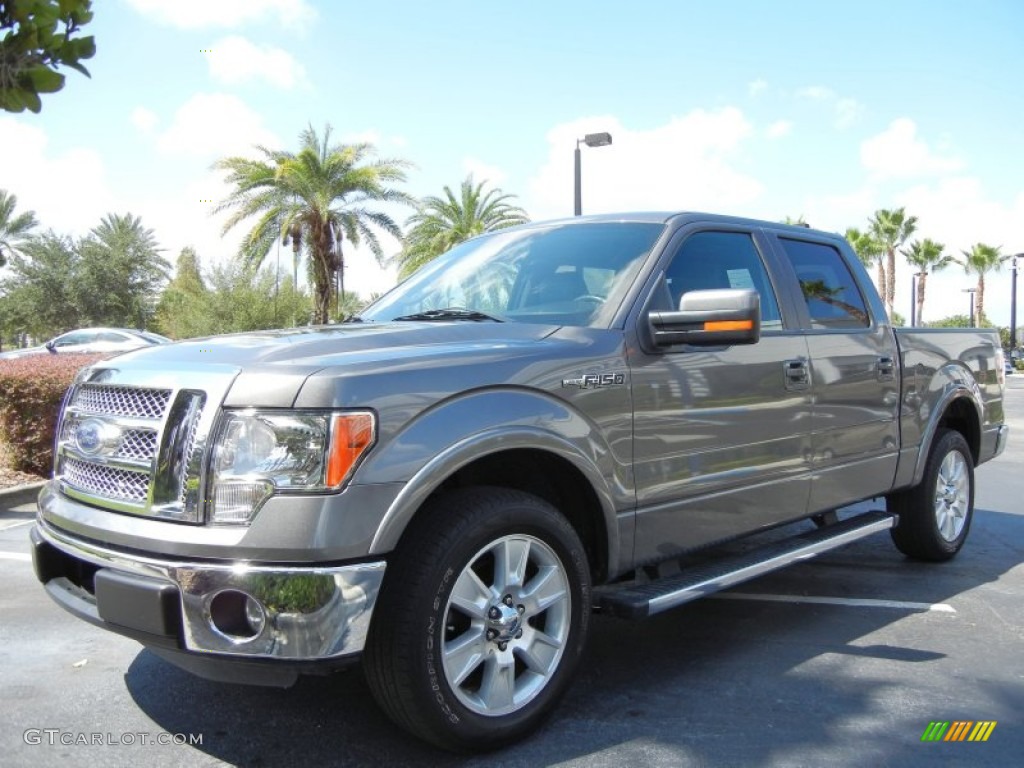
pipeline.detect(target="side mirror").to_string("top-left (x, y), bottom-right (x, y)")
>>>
top-left (647, 288), bottom-right (761, 348)
top-left (45, 340), bottom-right (57, 353)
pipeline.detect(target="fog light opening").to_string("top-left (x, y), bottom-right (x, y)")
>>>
top-left (209, 590), bottom-right (266, 640)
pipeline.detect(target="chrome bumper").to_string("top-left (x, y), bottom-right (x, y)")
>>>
top-left (32, 520), bottom-right (385, 661)
top-left (994, 424), bottom-right (1009, 458)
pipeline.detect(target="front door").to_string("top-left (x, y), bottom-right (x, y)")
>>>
top-left (628, 228), bottom-right (813, 564)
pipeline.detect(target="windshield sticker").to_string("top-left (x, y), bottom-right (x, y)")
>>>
top-left (727, 269), bottom-right (756, 291)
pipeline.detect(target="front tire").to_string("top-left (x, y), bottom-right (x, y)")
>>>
top-left (364, 487), bottom-right (591, 752)
top-left (888, 428), bottom-right (974, 561)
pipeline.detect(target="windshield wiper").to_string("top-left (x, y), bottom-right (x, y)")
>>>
top-left (392, 308), bottom-right (504, 322)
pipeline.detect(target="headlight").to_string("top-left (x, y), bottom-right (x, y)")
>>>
top-left (209, 410), bottom-right (375, 524)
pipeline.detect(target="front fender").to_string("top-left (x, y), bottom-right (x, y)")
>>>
top-left (356, 388), bottom-right (628, 570)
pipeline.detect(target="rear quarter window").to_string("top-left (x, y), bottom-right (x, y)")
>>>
top-left (779, 238), bottom-right (870, 329)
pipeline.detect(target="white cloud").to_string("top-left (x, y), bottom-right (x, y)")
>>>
top-left (766, 120), bottom-right (793, 139)
top-left (206, 36), bottom-right (308, 89)
top-left (0, 118), bottom-right (116, 236)
top-left (860, 118), bottom-right (965, 180)
top-left (748, 78), bottom-right (768, 96)
top-left (124, 0), bottom-right (316, 31)
top-left (130, 106), bottom-right (159, 134)
top-left (462, 157), bottom-right (507, 187)
top-left (797, 86), bottom-right (835, 101)
top-left (156, 93), bottom-right (280, 158)
top-left (527, 109), bottom-right (762, 219)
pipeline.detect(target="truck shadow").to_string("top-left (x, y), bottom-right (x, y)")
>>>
top-left (125, 507), bottom-right (1024, 767)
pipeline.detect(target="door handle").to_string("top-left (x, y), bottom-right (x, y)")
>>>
top-left (784, 359), bottom-right (810, 390)
top-left (877, 356), bottom-right (895, 380)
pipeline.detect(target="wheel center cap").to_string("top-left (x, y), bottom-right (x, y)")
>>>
top-left (487, 603), bottom-right (521, 641)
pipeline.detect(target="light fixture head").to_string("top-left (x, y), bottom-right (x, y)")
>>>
top-left (583, 132), bottom-right (612, 148)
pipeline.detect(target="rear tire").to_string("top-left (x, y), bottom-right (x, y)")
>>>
top-left (888, 428), bottom-right (974, 561)
top-left (363, 487), bottom-right (591, 752)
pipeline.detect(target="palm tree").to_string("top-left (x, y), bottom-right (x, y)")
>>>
top-left (0, 190), bottom-right (38, 268)
top-left (78, 213), bottom-right (170, 327)
top-left (901, 239), bottom-right (953, 325)
top-left (868, 207), bottom-right (917, 318)
top-left (845, 227), bottom-right (884, 295)
top-left (781, 215), bottom-right (808, 226)
top-left (957, 243), bottom-right (1007, 325)
top-left (215, 125), bottom-right (414, 324)
top-left (395, 176), bottom-right (529, 279)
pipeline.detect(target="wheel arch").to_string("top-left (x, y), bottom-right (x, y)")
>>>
top-left (912, 388), bottom-right (982, 487)
top-left (368, 435), bottom-right (617, 584)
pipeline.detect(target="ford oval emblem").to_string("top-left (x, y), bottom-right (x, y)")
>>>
top-left (76, 418), bottom-right (110, 455)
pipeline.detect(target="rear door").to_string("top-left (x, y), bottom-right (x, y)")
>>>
top-left (628, 225), bottom-right (814, 562)
top-left (768, 234), bottom-right (900, 511)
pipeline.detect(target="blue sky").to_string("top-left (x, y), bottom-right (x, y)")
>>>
top-left (2, 0), bottom-right (1023, 323)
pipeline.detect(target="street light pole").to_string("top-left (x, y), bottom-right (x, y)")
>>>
top-left (1011, 254), bottom-right (1020, 354)
top-left (573, 132), bottom-right (612, 216)
top-left (574, 144), bottom-right (582, 217)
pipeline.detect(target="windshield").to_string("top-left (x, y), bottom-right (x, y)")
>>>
top-left (361, 221), bottom-right (665, 328)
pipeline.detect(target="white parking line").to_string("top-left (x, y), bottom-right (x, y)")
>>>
top-left (1, 520), bottom-right (34, 531)
top-left (713, 592), bottom-right (956, 613)
top-left (0, 552), bottom-right (31, 562)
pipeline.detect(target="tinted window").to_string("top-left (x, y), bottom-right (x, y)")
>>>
top-left (779, 238), bottom-right (870, 329)
top-left (662, 231), bottom-right (782, 330)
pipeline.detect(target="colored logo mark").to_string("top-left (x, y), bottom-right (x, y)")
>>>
top-left (921, 721), bottom-right (997, 742)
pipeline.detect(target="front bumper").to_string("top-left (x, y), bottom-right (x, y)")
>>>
top-left (32, 520), bottom-right (385, 668)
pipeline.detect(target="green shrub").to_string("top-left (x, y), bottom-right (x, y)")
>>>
top-left (0, 353), bottom-right (105, 475)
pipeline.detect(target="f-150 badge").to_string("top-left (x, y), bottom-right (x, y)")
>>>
top-left (562, 372), bottom-right (626, 389)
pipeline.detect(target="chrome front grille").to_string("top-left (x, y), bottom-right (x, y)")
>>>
top-left (62, 422), bottom-right (158, 462)
top-left (117, 429), bottom-right (159, 461)
top-left (73, 385), bottom-right (172, 419)
top-left (62, 457), bottom-right (150, 502)
top-left (55, 377), bottom-right (212, 524)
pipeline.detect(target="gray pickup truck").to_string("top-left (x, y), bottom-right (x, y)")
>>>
top-left (32, 212), bottom-right (1008, 751)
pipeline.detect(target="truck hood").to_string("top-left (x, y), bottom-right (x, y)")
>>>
top-left (109, 322), bottom-right (564, 408)
top-left (117, 321), bottom-right (561, 368)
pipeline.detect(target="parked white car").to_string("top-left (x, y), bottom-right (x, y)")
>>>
top-left (0, 328), bottom-right (170, 360)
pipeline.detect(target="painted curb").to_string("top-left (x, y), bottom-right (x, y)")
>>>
top-left (0, 480), bottom-right (46, 508)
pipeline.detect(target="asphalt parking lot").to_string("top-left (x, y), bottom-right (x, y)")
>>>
top-left (1, 378), bottom-right (1021, 767)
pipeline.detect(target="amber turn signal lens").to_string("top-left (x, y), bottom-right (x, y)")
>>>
top-left (703, 320), bottom-right (753, 332)
top-left (326, 412), bottom-right (376, 487)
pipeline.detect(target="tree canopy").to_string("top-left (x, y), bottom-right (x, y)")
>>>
top-left (0, 212), bottom-right (169, 342)
top-left (0, 0), bottom-right (95, 113)
top-left (0, 189), bottom-right (37, 268)
top-left (956, 243), bottom-right (1006, 326)
top-left (868, 207), bottom-right (917, 319)
top-left (215, 124), bottom-right (414, 324)
top-left (395, 176), bottom-right (529, 279)
top-left (901, 238), bottom-right (952, 326)
top-left (153, 258), bottom-right (312, 339)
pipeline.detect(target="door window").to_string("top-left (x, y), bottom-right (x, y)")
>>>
top-left (663, 231), bottom-right (783, 330)
top-left (779, 238), bottom-right (870, 329)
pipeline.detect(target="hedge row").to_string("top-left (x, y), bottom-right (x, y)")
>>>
top-left (0, 354), bottom-right (105, 475)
